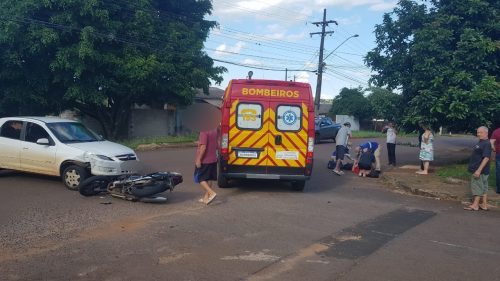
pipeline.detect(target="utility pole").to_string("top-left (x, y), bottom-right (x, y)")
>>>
top-left (310, 9), bottom-right (337, 111)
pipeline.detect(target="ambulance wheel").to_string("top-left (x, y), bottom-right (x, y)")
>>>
top-left (291, 180), bottom-right (306, 192)
top-left (217, 174), bottom-right (229, 188)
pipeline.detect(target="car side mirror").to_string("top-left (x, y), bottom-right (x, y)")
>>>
top-left (36, 138), bottom-right (50, 145)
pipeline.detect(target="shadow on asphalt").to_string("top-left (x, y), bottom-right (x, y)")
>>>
top-left (0, 170), bottom-right (62, 186)
top-left (226, 179), bottom-right (301, 193)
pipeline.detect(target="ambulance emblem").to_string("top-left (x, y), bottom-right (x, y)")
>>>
top-left (283, 110), bottom-right (297, 126)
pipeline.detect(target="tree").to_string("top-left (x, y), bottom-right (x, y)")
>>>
top-left (366, 87), bottom-right (402, 121)
top-left (365, 0), bottom-right (499, 132)
top-left (330, 87), bottom-right (373, 121)
top-left (0, 0), bottom-right (225, 138)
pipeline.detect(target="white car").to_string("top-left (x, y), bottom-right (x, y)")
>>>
top-left (0, 117), bottom-right (140, 190)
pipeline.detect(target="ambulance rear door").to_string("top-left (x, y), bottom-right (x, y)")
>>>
top-left (268, 101), bottom-right (309, 171)
top-left (227, 98), bottom-right (271, 173)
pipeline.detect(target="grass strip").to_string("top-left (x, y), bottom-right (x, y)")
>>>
top-left (119, 134), bottom-right (198, 150)
top-left (437, 163), bottom-right (496, 188)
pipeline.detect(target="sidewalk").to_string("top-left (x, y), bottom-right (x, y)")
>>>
top-left (382, 165), bottom-right (500, 208)
top-left (360, 136), bottom-right (500, 208)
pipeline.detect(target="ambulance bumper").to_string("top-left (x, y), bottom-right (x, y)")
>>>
top-left (223, 173), bottom-right (310, 181)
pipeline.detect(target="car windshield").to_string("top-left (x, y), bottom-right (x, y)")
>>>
top-left (47, 122), bottom-right (103, 143)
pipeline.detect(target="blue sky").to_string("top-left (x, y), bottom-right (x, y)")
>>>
top-left (204, 0), bottom-right (397, 99)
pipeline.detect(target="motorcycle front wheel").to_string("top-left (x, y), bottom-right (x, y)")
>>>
top-left (79, 176), bottom-right (113, 197)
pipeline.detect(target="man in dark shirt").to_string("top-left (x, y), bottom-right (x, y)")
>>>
top-left (490, 125), bottom-right (500, 194)
top-left (464, 126), bottom-right (492, 211)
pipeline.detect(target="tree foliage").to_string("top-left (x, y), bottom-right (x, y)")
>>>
top-left (365, 0), bottom-right (499, 131)
top-left (330, 87), bottom-right (373, 121)
top-left (0, 0), bottom-right (225, 138)
top-left (366, 87), bottom-right (402, 121)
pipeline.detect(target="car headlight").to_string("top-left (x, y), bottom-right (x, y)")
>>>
top-left (83, 152), bottom-right (115, 162)
top-left (95, 154), bottom-right (115, 161)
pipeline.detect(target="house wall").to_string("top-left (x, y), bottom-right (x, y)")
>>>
top-left (178, 102), bottom-right (221, 134)
top-left (129, 108), bottom-right (171, 138)
top-left (335, 115), bottom-right (360, 131)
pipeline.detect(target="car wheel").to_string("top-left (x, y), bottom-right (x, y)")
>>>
top-left (314, 133), bottom-right (320, 144)
top-left (291, 180), bottom-right (306, 191)
top-left (62, 165), bottom-right (88, 191)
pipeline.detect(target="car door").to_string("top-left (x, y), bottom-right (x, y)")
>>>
top-left (0, 120), bottom-right (23, 170)
top-left (323, 118), bottom-right (334, 138)
top-left (20, 122), bottom-right (58, 175)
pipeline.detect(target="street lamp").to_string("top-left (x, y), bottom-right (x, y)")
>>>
top-left (314, 34), bottom-right (359, 111)
top-left (323, 34), bottom-right (359, 62)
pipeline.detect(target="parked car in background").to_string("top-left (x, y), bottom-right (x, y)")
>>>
top-left (314, 116), bottom-right (341, 144)
top-left (0, 117), bottom-right (139, 190)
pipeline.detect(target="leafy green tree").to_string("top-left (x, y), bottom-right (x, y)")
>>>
top-left (366, 87), bottom-right (402, 121)
top-left (365, 0), bottom-right (499, 132)
top-left (0, 0), bottom-right (225, 138)
top-left (330, 87), bottom-right (373, 121)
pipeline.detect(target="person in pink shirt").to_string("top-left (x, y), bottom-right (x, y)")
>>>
top-left (490, 125), bottom-right (500, 194)
top-left (195, 127), bottom-right (218, 204)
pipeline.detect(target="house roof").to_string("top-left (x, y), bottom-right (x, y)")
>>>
top-left (317, 103), bottom-right (332, 115)
top-left (195, 87), bottom-right (224, 108)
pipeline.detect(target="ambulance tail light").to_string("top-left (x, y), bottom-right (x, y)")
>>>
top-left (307, 137), bottom-right (314, 164)
top-left (221, 133), bottom-right (229, 160)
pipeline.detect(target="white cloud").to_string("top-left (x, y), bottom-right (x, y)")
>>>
top-left (369, 1), bottom-right (397, 11)
top-left (215, 41), bottom-right (246, 56)
top-left (264, 31), bottom-right (307, 42)
top-left (313, 0), bottom-right (396, 11)
top-left (304, 61), bottom-right (318, 69)
top-left (242, 58), bottom-right (263, 66)
top-left (336, 16), bottom-right (362, 26)
top-left (294, 71), bottom-right (310, 83)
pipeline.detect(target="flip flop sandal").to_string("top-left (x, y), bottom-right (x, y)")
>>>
top-left (463, 206), bottom-right (479, 211)
top-left (479, 206), bottom-right (489, 211)
top-left (198, 198), bottom-right (205, 203)
top-left (206, 194), bottom-right (217, 205)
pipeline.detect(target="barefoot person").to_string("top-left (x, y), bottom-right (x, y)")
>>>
top-left (195, 127), bottom-right (218, 205)
top-left (464, 126), bottom-right (491, 211)
top-left (417, 125), bottom-right (434, 175)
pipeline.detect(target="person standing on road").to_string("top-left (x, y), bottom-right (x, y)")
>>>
top-left (194, 127), bottom-right (218, 205)
top-left (333, 122), bottom-right (352, 176)
top-left (385, 122), bottom-right (397, 166)
top-left (417, 125), bottom-right (434, 175)
top-left (464, 126), bottom-right (491, 211)
top-left (490, 125), bottom-right (500, 194)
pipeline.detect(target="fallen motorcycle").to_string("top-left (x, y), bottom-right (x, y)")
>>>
top-left (78, 172), bottom-right (183, 203)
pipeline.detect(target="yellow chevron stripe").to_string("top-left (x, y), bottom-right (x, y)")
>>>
top-left (268, 108), bottom-right (306, 167)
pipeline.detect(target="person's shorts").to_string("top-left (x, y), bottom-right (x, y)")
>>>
top-left (194, 162), bottom-right (217, 183)
top-left (335, 145), bottom-right (346, 161)
top-left (470, 174), bottom-right (489, 196)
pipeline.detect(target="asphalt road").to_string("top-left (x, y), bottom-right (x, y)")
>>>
top-left (1, 136), bottom-right (499, 281)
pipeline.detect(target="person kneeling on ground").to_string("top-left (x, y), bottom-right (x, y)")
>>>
top-left (355, 148), bottom-right (375, 177)
top-left (356, 141), bottom-right (381, 173)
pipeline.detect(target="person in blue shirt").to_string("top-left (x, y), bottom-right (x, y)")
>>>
top-left (355, 141), bottom-right (381, 172)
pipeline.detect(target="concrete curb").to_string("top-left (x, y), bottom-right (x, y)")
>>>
top-left (135, 142), bottom-right (198, 151)
top-left (381, 173), bottom-right (500, 208)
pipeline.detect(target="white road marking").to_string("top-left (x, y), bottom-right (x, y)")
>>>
top-left (429, 240), bottom-right (500, 255)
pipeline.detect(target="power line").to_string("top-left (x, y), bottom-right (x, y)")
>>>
top-left (213, 58), bottom-right (316, 73)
